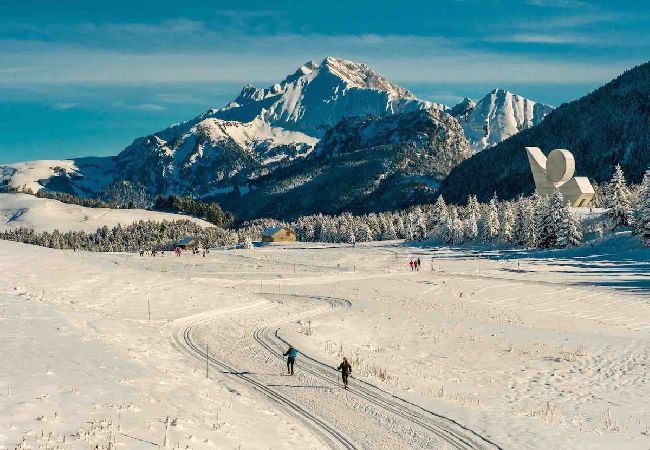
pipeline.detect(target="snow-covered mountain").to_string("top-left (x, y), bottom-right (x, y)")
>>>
top-left (451, 89), bottom-right (553, 152)
top-left (214, 57), bottom-right (444, 136)
top-left (1, 57), bottom-right (447, 199)
top-left (0, 57), bottom-right (557, 219)
top-left (111, 116), bottom-right (318, 196)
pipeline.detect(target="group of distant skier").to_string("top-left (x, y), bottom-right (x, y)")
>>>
top-left (409, 257), bottom-right (421, 271)
top-left (138, 246), bottom-right (209, 258)
top-left (283, 344), bottom-right (353, 389)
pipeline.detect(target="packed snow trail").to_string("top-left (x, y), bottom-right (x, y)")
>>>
top-left (168, 291), bottom-right (501, 450)
top-left (256, 295), bottom-right (501, 450)
top-left (165, 300), bottom-right (356, 450)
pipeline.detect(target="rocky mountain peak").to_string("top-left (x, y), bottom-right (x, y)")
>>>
top-left (451, 89), bottom-right (554, 153)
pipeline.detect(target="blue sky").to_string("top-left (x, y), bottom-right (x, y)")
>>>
top-left (0, 0), bottom-right (648, 163)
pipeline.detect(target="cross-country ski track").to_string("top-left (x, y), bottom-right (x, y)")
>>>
top-left (165, 292), bottom-right (502, 450)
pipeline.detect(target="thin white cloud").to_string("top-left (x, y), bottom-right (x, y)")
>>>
top-left (526, 0), bottom-right (590, 8)
top-left (111, 101), bottom-right (166, 112)
top-left (214, 10), bottom-right (288, 19)
top-left (52, 102), bottom-right (78, 110)
top-left (0, 31), bottom-right (642, 86)
top-left (0, 66), bottom-right (33, 74)
top-left (488, 33), bottom-right (594, 44)
top-left (515, 11), bottom-right (634, 30)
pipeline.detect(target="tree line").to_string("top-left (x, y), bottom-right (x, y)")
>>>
top-left (2, 166), bottom-right (649, 251)
top-left (9, 186), bottom-right (233, 228)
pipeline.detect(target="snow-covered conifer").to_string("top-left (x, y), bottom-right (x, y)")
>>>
top-left (464, 195), bottom-right (479, 241)
top-left (465, 209), bottom-right (478, 241)
top-left (500, 203), bottom-right (514, 243)
top-left (444, 206), bottom-right (464, 244)
top-left (367, 214), bottom-right (381, 240)
top-left (481, 194), bottom-right (500, 243)
top-left (565, 209), bottom-right (582, 247)
top-left (539, 190), bottom-right (566, 248)
top-left (636, 169), bottom-right (650, 245)
top-left (607, 164), bottom-right (632, 229)
top-left (381, 221), bottom-right (398, 240)
top-left (512, 196), bottom-right (527, 246)
top-left (433, 195), bottom-right (449, 226)
top-left (394, 215), bottom-right (406, 239)
top-left (533, 193), bottom-right (548, 248)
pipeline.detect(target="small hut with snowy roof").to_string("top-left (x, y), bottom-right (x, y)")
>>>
top-left (177, 236), bottom-right (199, 250)
top-left (261, 226), bottom-right (297, 243)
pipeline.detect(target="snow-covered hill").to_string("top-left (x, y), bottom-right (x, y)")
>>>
top-left (451, 89), bottom-right (553, 152)
top-left (0, 193), bottom-right (212, 233)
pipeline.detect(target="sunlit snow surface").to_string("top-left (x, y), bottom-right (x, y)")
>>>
top-left (1, 234), bottom-right (649, 449)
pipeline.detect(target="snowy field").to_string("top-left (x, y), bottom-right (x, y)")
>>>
top-left (1, 238), bottom-right (649, 449)
top-left (0, 193), bottom-right (212, 233)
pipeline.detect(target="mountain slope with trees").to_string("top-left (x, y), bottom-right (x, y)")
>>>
top-left (440, 61), bottom-right (650, 204)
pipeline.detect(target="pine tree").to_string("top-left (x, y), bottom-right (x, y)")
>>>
top-left (394, 215), bottom-right (406, 239)
top-left (367, 214), bottom-right (381, 240)
top-left (358, 224), bottom-right (373, 242)
top-left (444, 206), bottom-right (464, 244)
top-left (607, 164), bottom-right (632, 229)
top-left (414, 208), bottom-right (428, 241)
top-left (464, 195), bottom-right (479, 241)
top-left (533, 193), bottom-right (548, 248)
top-left (381, 221), bottom-right (398, 240)
top-left (636, 168), bottom-right (650, 245)
top-left (481, 194), bottom-right (500, 243)
top-left (466, 195), bottom-right (479, 220)
top-left (512, 196), bottom-right (527, 246)
top-left (433, 195), bottom-right (449, 227)
top-left (465, 209), bottom-right (478, 241)
top-left (565, 209), bottom-right (582, 247)
top-left (540, 190), bottom-right (566, 248)
top-left (500, 202), bottom-right (514, 243)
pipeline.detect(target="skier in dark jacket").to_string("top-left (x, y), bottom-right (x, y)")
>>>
top-left (337, 357), bottom-right (352, 389)
top-left (283, 345), bottom-right (298, 375)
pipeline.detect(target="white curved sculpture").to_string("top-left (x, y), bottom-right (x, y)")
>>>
top-left (525, 147), bottom-right (595, 207)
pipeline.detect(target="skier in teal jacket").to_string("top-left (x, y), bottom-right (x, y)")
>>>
top-left (283, 345), bottom-right (298, 375)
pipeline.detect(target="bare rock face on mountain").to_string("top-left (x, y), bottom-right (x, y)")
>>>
top-left (316, 108), bottom-right (471, 178)
top-left (207, 109), bottom-right (471, 219)
top-left (451, 89), bottom-right (553, 153)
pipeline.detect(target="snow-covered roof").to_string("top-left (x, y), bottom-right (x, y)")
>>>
top-left (261, 226), bottom-right (290, 237)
